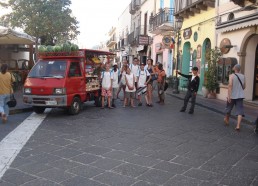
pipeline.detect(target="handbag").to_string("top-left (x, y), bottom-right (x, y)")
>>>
top-left (7, 74), bottom-right (17, 108)
top-left (7, 94), bottom-right (17, 107)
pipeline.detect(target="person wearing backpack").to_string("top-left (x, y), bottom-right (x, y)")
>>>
top-left (124, 68), bottom-right (136, 108)
top-left (101, 63), bottom-right (113, 109)
top-left (137, 63), bottom-right (151, 106)
top-left (157, 63), bottom-right (166, 105)
top-left (129, 57), bottom-right (140, 97)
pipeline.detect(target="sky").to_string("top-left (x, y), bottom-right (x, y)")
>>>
top-left (70, 0), bottom-right (131, 49)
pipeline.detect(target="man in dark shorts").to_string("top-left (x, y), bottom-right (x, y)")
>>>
top-left (224, 64), bottom-right (245, 131)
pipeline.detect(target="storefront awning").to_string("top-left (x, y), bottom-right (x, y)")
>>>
top-left (0, 26), bottom-right (35, 45)
top-left (216, 13), bottom-right (258, 33)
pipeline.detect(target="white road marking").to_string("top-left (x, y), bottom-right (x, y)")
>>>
top-left (0, 109), bottom-right (51, 178)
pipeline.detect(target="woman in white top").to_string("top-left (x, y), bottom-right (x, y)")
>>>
top-left (117, 64), bottom-right (127, 100)
top-left (124, 68), bottom-right (136, 107)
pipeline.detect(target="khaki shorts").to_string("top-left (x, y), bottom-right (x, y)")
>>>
top-left (125, 91), bottom-right (135, 99)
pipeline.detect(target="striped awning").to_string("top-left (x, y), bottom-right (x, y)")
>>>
top-left (217, 20), bottom-right (258, 33)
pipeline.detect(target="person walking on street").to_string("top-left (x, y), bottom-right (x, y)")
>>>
top-left (157, 63), bottom-right (166, 105)
top-left (224, 64), bottom-right (245, 131)
top-left (111, 63), bottom-right (119, 107)
top-left (137, 63), bottom-right (151, 106)
top-left (124, 68), bottom-right (136, 108)
top-left (177, 67), bottom-right (200, 114)
top-left (0, 63), bottom-right (15, 123)
top-left (101, 63), bottom-right (113, 109)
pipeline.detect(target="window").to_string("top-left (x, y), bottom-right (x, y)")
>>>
top-left (69, 62), bottom-right (82, 77)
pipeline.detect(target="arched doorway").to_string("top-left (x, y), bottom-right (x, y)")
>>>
top-left (180, 42), bottom-right (191, 88)
top-left (200, 38), bottom-right (211, 91)
top-left (253, 44), bottom-right (258, 99)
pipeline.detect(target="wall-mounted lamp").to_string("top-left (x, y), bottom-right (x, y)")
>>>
top-left (224, 45), bottom-right (237, 49)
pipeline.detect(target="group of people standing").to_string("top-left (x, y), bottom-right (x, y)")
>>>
top-left (100, 57), bottom-right (166, 109)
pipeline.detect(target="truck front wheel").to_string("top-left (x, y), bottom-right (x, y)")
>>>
top-left (33, 106), bottom-right (46, 114)
top-left (68, 97), bottom-right (81, 115)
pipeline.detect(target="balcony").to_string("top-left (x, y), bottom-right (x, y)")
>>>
top-left (120, 38), bottom-right (128, 50)
top-left (149, 8), bottom-right (175, 35)
top-left (129, 0), bottom-right (141, 15)
top-left (128, 26), bottom-right (150, 46)
top-left (106, 35), bottom-right (117, 47)
top-left (231, 0), bottom-right (256, 7)
top-left (174, 0), bottom-right (215, 18)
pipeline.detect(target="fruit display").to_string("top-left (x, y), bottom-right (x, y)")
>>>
top-left (38, 41), bottom-right (79, 56)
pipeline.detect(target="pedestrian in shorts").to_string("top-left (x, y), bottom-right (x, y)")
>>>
top-left (224, 64), bottom-right (245, 131)
top-left (137, 63), bottom-right (151, 106)
top-left (124, 68), bottom-right (136, 107)
top-left (101, 63), bottom-right (113, 109)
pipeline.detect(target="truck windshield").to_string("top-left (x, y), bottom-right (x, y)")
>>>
top-left (28, 60), bottom-right (67, 78)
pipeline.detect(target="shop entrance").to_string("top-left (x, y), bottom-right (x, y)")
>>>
top-left (253, 44), bottom-right (258, 99)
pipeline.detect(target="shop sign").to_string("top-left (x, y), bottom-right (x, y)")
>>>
top-left (183, 28), bottom-right (192, 40)
top-left (138, 35), bottom-right (149, 45)
top-left (162, 35), bottom-right (172, 48)
top-left (137, 45), bottom-right (144, 52)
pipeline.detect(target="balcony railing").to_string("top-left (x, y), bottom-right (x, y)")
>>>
top-left (149, 8), bottom-right (175, 32)
top-left (174, 0), bottom-right (215, 18)
top-left (129, 0), bottom-right (141, 15)
top-left (128, 26), bottom-right (149, 46)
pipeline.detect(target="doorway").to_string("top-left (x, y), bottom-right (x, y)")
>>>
top-left (253, 44), bottom-right (258, 99)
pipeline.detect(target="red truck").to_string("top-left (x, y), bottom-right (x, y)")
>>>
top-left (23, 49), bottom-right (114, 115)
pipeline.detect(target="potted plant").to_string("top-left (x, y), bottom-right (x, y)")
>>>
top-left (204, 47), bottom-right (221, 99)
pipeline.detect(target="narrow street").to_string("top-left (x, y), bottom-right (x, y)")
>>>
top-left (0, 94), bottom-right (257, 186)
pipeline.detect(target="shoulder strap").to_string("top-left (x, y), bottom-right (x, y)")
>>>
top-left (234, 74), bottom-right (244, 90)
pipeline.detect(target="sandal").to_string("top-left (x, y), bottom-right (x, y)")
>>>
top-left (235, 127), bottom-right (240, 132)
top-left (2, 114), bottom-right (7, 123)
top-left (224, 118), bottom-right (229, 126)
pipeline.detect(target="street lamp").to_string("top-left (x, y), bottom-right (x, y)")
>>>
top-left (173, 17), bottom-right (183, 94)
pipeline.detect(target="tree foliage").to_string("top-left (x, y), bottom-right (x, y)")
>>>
top-left (2, 0), bottom-right (80, 45)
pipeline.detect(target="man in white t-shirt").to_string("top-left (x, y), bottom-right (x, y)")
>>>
top-left (129, 57), bottom-right (140, 87)
top-left (101, 63), bottom-right (113, 109)
top-left (129, 57), bottom-right (140, 98)
top-left (137, 63), bottom-right (151, 106)
top-left (111, 63), bottom-right (119, 107)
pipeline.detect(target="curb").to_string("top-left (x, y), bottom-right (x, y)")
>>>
top-left (9, 107), bottom-right (33, 115)
top-left (167, 92), bottom-right (254, 125)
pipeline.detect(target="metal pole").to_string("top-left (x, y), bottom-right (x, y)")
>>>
top-left (173, 30), bottom-right (180, 94)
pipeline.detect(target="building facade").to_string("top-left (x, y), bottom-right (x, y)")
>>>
top-left (174, 0), bottom-right (216, 91)
top-left (149, 0), bottom-right (175, 77)
top-left (216, 0), bottom-right (258, 101)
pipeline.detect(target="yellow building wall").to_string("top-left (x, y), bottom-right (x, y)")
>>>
top-left (180, 8), bottom-right (216, 52)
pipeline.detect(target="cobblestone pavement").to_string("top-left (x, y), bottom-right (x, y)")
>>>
top-left (1, 94), bottom-right (258, 186)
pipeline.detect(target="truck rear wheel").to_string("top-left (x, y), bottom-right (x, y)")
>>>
top-left (68, 97), bottom-right (81, 115)
top-left (33, 106), bottom-right (46, 114)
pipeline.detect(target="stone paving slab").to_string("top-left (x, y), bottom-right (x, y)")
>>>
top-left (1, 94), bottom-right (258, 185)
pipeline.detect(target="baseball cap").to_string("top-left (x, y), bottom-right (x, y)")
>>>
top-left (192, 67), bottom-right (198, 71)
top-left (140, 63), bottom-right (145, 66)
top-left (113, 62), bottom-right (118, 66)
